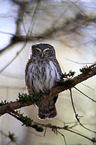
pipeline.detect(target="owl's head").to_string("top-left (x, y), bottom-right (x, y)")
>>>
top-left (32, 43), bottom-right (55, 58)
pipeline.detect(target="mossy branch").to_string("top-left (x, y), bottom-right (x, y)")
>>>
top-left (0, 63), bottom-right (96, 116)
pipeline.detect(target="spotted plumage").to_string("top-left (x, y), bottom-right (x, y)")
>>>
top-left (25, 43), bottom-right (62, 119)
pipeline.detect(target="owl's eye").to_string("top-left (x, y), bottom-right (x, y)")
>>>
top-left (45, 50), bottom-right (49, 53)
top-left (35, 48), bottom-right (41, 54)
top-left (44, 48), bottom-right (49, 54)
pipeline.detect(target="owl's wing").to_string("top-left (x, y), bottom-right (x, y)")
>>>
top-left (25, 58), bottom-right (36, 95)
top-left (25, 58), bottom-right (35, 75)
top-left (50, 58), bottom-right (62, 104)
top-left (52, 57), bottom-right (62, 76)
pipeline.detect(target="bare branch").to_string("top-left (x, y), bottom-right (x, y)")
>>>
top-left (1, 12), bottom-right (96, 54)
top-left (0, 42), bottom-right (27, 73)
top-left (0, 42), bottom-right (15, 54)
top-left (28, 0), bottom-right (40, 35)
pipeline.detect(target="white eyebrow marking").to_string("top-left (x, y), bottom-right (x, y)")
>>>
top-left (43, 48), bottom-right (49, 52)
top-left (36, 48), bottom-right (41, 52)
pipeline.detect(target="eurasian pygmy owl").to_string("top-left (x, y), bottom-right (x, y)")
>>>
top-left (25, 43), bottom-right (62, 119)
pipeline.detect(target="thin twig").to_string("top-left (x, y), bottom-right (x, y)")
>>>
top-left (74, 87), bottom-right (96, 102)
top-left (28, 0), bottom-right (40, 35)
top-left (0, 42), bottom-right (27, 73)
top-left (43, 127), bottom-right (47, 137)
top-left (66, 128), bottom-right (96, 143)
top-left (57, 130), bottom-right (67, 145)
top-left (69, 88), bottom-right (96, 133)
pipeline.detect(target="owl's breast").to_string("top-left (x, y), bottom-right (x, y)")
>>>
top-left (26, 59), bottom-right (61, 94)
top-left (45, 61), bottom-right (61, 89)
top-left (35, 60), bottom-right (60, 91)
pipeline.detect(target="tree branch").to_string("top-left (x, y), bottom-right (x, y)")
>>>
top-left (8, 110), bottom-right (96, 143)
top-left (0, 63), bottom-right (96, 116)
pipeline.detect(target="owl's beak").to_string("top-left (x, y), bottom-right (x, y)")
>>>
top-left (41, 53), bottom-right (43, 58)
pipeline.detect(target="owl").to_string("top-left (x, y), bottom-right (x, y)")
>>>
top-left (25, 43), bottom-right (62, 119)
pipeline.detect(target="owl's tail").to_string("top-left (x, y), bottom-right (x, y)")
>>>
top-left (38, 105), bottom-right (57, 120)
top-left (36, 96), bottom-right (58, 120)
